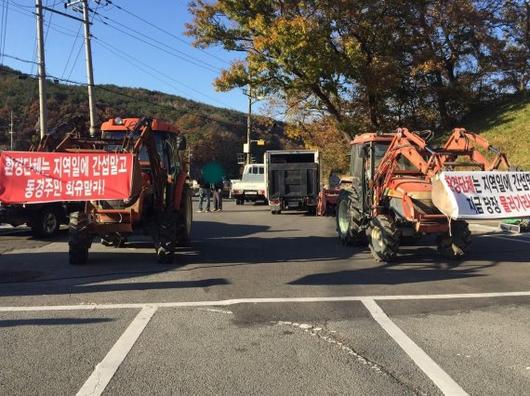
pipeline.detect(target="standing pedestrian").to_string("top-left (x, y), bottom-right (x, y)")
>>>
top-left (197, 175), bottom-right (211, 212)
top-left (213, 179), bottom-right (223, 211)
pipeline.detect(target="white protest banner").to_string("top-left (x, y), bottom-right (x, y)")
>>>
top-left (431, 171), bottom-right (530, 220)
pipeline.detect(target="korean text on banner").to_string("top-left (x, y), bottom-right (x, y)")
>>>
top-left (0, 151), bottom-right (133, 204)
top-left (432, 171), bottom-right (530, 220)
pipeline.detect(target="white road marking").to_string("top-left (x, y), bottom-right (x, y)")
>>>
top-left (0, 291), bottom-right (529, 312)
top-left (470, 224), bottom-right (500, 233)
top-left (470, 223), bottom-right (530, 242)
top-left (76, 305), bottom-right (157, 396)
top-left (198, 308), bottom-right (233, 314)
top-left (362, 298), bottom-right (468, 396)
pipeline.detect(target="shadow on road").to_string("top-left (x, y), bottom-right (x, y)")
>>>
top-left (288, 261), bottom-right (491, 286)
top-left (0, 317), bottom-right (114, 327)
top-left (1, 218), bottom-right (527, 298)
top-left (0, 272), bottom-right (230, 296)
top-left (289, 236), bottom-right (530, 286)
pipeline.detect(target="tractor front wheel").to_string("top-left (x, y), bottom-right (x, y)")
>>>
top-left (69, 212), bottom-right (91, 265)
top-left (336, 189), bottom-right (366, 246)
top-left (437, 221), bottom-right (471, 260)
top-left (368, 215), bottom-right (400, 262)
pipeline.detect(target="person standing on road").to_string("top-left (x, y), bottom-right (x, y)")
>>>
top-left (213, 179), bottom-right (223, 211)
top-left (197, 176), bottom-right (211, 212)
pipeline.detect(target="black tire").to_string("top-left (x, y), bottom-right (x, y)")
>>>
top-left (156, 246), bottom-right (174, 264)
top-left (336, 189), bottom-right (366, 246)
top-left (176, 188), bottom-right (192, 245)
top-left (101, 233), bottom-right (126, 247)
top-left (155, 210), bottom-right (178, 264)
top-left (271, 206), bottom-right (281, 215)
top-left (437, 220), bottom-right (471, 260)
top-left (368, 215), bottom-right (400, 262)
top-left (30, 208), bottom-right (60, 238)
top-left (307, 206), bottom-right (317, 216)
top-left (69, 212), bottom-right (91, 265)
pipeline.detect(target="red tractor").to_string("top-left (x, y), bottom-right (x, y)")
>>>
top-left (48, 117), bottom-right (192, 264)
top-left (336, 128), bottom-right (511, 262)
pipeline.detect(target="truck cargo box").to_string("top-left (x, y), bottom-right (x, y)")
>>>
top-left (265, 150), bottom-right (319, 214)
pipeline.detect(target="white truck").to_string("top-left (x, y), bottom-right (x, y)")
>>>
top-left (264, 150), bottom-right (320, 214)
top-left (231, 164), bottom-right (267, 205)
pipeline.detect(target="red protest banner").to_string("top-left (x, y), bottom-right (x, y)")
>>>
top-left (0, 151), bottom-right (133, 204)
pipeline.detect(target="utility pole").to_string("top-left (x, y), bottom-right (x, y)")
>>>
top-left (81, 0), bottom-right (97, 137)
top-left (64, 0), bottom-right (97, 136)
top-left (246, 84), bottom-right (252, 165)
top-left (9, 111), bottom-right (14, 150)
top-left (35, 0), bottom-right (47, 139)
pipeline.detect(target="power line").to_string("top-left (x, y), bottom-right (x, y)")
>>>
top-left (63, 0), bottom-right (102, 81)
top-left (6, 0), bottom-right (32, 8)
top-left (93, 11), bottom-right (221, 74)
top-left (0, 0), bottom-right (79, 37)
top-left (93, 37), bottom-right (230, 107)
top-left (1, 66), bottom-right (245, 133)
top-left (0, 2), bottom-right (240, 123)
top-left (0, 52), bottom-right (38, 64)
top-left (106, 0), bottom-right (231, 67)
top-left (65, 40), bottom-right (83, 80)
top-left (61, 23), bottom-right (82, 78)
top-left (52, 73), bottom-right (239, 127)
top-left (44, 1), bottom-right (62, 45)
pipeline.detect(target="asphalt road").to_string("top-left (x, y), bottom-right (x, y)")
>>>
top-left (0, 200), bottom-right (529, 395)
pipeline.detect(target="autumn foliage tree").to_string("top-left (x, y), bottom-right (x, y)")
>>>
top-left (187, 0), bottom-right (529, 173)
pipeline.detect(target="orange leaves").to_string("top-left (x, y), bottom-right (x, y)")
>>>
top-left (411, 60), bottom-right (443, 76)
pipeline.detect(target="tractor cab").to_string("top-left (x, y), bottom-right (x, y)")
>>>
top-left (349, 133), bottom-right (393, 185)
top-left (100, 117), bottom-right (186, 178)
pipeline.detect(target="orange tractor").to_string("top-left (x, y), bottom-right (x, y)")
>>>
top-left (336, 127), bottom-right (512, 261)
top-left (46, 117), bottom-right (192, 264)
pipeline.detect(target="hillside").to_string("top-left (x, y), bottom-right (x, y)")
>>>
top-left (0, 66), bottom-right (291, 178)
top-left (461, 94), bottom-right (530, 170)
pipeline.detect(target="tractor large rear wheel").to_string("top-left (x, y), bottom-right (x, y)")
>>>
top-left (336, 188), bottom-right (366, 246)
top-left (69, 212), bottom-right (91, 265)
top-left (437, 220), bottom-right (471, 260)
top-left (368, 215), bottom-right (400, 262)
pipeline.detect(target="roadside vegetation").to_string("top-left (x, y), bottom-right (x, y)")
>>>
top-left (0, 65), bottom-right (290, 178)
top-left (462, 94), bottom-right (530, 169)
top-left (187, 0), bottom-right (530, 173)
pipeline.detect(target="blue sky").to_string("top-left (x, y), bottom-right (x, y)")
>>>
top-left (0, 0), bottom-right (252, 113)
